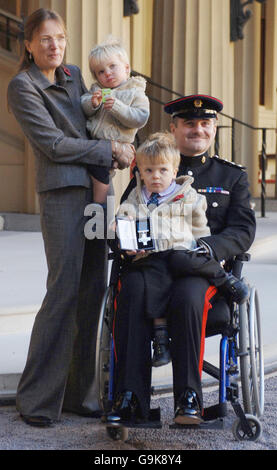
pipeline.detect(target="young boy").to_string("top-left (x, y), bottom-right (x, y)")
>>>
top-left (81, 36), bottom-right (150, 204)
top-left (115, 132), bottom-right (249, 367)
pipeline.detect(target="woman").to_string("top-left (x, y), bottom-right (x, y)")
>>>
top-left (7, 8), bottom-right (134, 427)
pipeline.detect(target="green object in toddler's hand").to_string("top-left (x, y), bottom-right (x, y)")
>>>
top-left (102, 88), bottom-right (112, 102)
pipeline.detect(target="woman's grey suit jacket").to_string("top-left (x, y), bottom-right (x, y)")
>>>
top-left (8, 62), bottom-right (112, 192)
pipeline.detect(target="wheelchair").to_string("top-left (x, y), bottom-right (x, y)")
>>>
top-left (95, 251), bottom-right (264, 443)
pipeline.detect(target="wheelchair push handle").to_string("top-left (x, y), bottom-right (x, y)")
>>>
top-left (231, 253), bottom-right (251, 279)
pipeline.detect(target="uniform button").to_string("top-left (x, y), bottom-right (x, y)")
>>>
top-left (212, 202), bottom-right (218, 207)
top-left (188, 170), bottom-right (193, 176)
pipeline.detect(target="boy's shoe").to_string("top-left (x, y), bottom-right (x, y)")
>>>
top-left (152, 327), bottom-right (171, 367)
top-left (222, 274), bottom-right (249, 304)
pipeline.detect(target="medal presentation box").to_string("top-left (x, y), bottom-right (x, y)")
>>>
top-left (116, 217), bottom-right (155, 251)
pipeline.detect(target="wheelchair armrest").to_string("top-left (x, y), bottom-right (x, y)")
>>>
top-left (108, 251), bottom-right (131, 286)
top-left (234, 253), bottom-right (251, 262)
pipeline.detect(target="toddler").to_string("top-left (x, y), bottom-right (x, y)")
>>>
top-left (81, 36), bottom-right (150, 204)
top-left (116, 132), bottom-right (249, 367)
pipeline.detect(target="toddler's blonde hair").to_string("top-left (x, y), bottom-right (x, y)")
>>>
top-left (136, 132), bottom-right (181, 170)
top-left (88, 36), bottom-right (130, 79)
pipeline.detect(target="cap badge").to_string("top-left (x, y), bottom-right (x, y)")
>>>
top-left (194, 99), bottom-right (203, 108)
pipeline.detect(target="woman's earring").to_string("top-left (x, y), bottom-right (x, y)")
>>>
top-left (29, 52), bottom-right (32, 61)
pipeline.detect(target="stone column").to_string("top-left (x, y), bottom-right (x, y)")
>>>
top-left (234, 2), bottom-right (260, 196)
top-left (149, 0), bottom-right (234, 158)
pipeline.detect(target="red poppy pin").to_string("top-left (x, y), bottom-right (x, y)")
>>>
top-left (173, 194), bottom-right (184, 202)
top-left (63, 67), bottom-right (71, 76)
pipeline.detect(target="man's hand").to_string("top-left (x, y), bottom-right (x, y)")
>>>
top-left (112, 141), bottom-right (135, 170)
top-left (126, 249), bottom-right (145, 256)
top-left (196, 239), bottom-right (214, 257)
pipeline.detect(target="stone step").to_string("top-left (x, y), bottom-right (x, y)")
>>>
top-left (0, 213), bottom-right (41, 231)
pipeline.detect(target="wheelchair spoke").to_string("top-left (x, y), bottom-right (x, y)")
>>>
top-left (238, 284), bottom-right (264, 417)
top-left (95, 286), bottom-right (115, 410)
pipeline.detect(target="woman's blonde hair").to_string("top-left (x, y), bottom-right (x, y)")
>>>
top-left (136, 132), bottom-right (181, 170)
top-left (88, 36), bottom-right (130, 79)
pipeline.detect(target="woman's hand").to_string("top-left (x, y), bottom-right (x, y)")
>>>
top-left (112, 141), bottom-right (135, 170)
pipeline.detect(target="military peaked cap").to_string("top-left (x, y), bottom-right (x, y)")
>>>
top-left (164, 94), bottom-right (223, 119)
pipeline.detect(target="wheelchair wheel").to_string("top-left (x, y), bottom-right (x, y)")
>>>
top-left (232, 414), bottom-right (262, 442)
top-left (239, 285), bottom-right (264, 417)
top-left (95, 285), bottom-right (114, 411)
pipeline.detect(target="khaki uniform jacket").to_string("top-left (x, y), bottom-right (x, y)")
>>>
top-left (117, 173), bottom-right (210, 254)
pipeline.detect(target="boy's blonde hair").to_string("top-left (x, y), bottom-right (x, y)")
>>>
top-left (88, 36), bottom-right (130, 79)
top-left (136, 132), bottom-right (181, 170)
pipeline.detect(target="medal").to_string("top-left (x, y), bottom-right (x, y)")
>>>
top-left (198, 187), bottom-right (230, 194)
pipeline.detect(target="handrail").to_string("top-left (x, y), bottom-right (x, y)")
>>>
top-left (132, 69), bottom-right (277, 217)
top-left (0, 8), bottom-right (22, 23)
top-left (220, 110), bottom-right (276, 131)
top-left (132, 69), bottom-right (184, 98)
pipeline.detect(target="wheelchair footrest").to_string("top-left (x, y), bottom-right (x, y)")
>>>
top-left (169, 418), bottom-right (224, 430)
top-left (114, 420), bottom-right (162, 429)
top-left (103, 407), bottom-right (162, 429)
top-left (203, 402), bottom-right (228, 422)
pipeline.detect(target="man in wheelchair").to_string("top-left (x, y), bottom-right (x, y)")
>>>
top-left (107, 95), bottom-right (256, 427)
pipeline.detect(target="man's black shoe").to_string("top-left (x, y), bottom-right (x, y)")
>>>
top-left (107, 391), bottom-right (140, 424)
top-left (222, 274), bottom-right (249, 304)
top-left (20, 414), bottom-right (55, 427)
top-left (152, 327), bottom-right (171, 367)
top-left (174, 389), bottom-right (203, 425)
